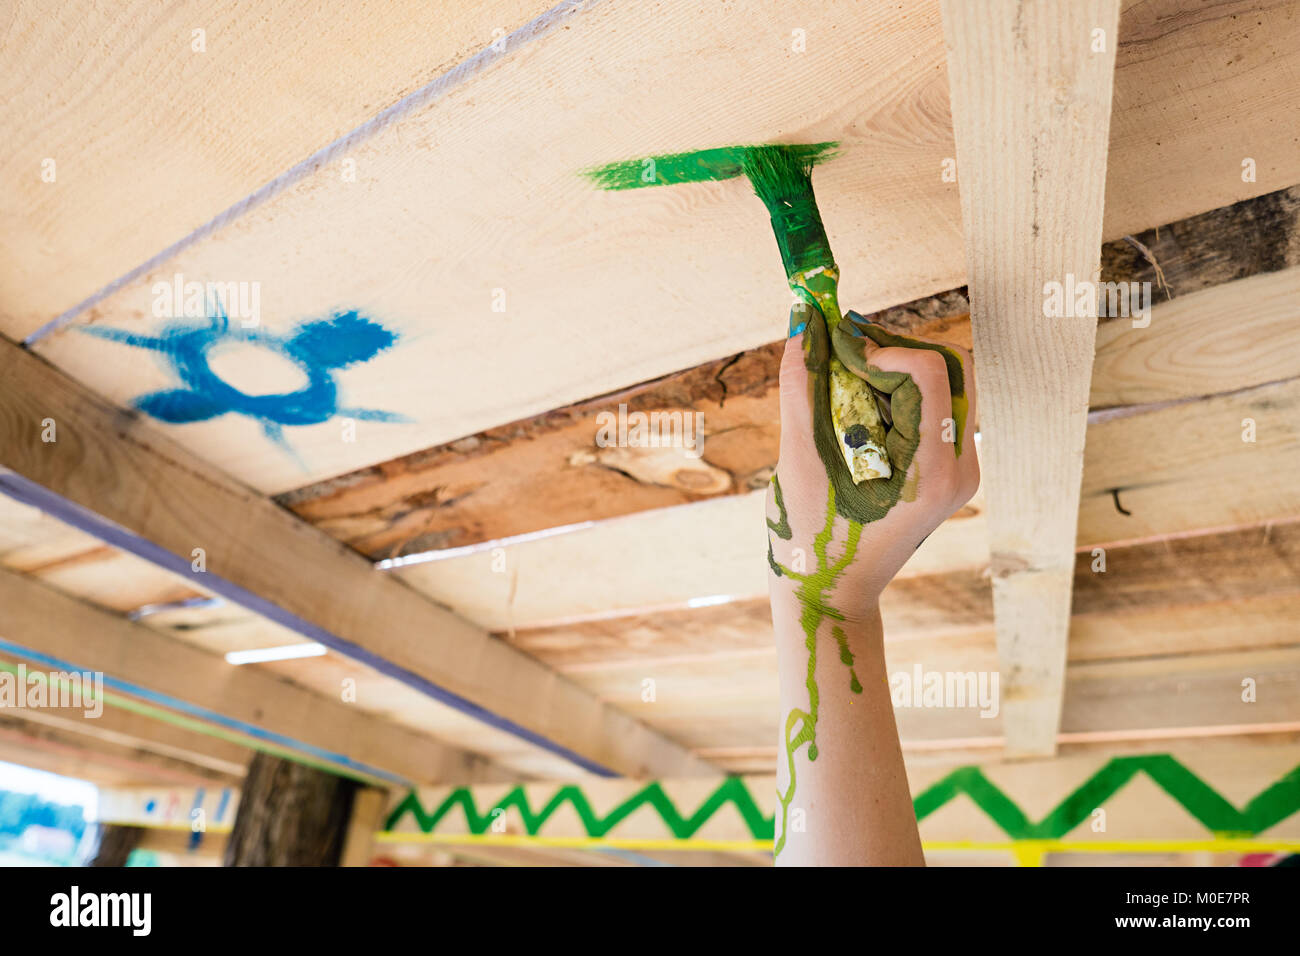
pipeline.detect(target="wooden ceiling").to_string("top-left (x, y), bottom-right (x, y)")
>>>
top-left (2, 0), bottom-right (1299, 864)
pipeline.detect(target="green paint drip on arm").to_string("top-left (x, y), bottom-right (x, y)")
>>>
top-left (767, 479), bottom-right (866, 856)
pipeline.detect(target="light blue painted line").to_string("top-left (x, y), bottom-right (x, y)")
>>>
top-left (216, 788), bottom-right (232, 824)
top-left (23, 0), bottom-right (606, 345)
top-left (0, 634), bottom-right (410, 787)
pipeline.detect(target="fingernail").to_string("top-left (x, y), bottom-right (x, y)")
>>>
top-left (788, 320), bottom-right (806, 338)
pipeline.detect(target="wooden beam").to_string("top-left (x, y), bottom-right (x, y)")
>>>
top-left (0, 338), bottom-right (712, 778)
top-left (0, 0), bottom-right (560, 340)
top-left (23, 0), bottom-right (1300, 495)
top-left (0, 565), bottom-right (500, 786)
top-left (0, 715), bottom-right (241, 788)
top-left (224, 752), bottom-right (356, 866)
top-left (278, 189), bottom-right (1300, 564)
top-left (380, 737), bottom-right (1300, 859)
top-left (941, 0), bottom-right (1121, 756)
top-left (0, 686), bottom-right (250, 779)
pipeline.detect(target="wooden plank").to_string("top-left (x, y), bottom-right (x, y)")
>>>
top-left (505, 518), bottom-right (1300, 665)
top-left (0, 684), bottom-right (250, 779)
top-left (0, 338), bottom-right (711, 779)
top-left (0, 0), bottom-right (560, 339)
top-left (0, 715), bottom-right (242, 788)
top-left (26, 0), bottom-right (1300, 495)
top-left (1081, 378), bottom-right (1300, 545)
top-left (0, 565), bottom-right (501, 786)
top-left (381, 737), bottom-right (1300, 852)
top-left (397, 362), bottom-right (1299, 630)
top-left (395, 490), bottom-right (990, 630)
top-left (340, 788), bottom-right (389, 867)
top-left (941, 0), bottom-right (1121, 756)
top-left (1091, 267), bottom-right (1300, 407)
top-left (278, 192), bottom-right (1300, 563)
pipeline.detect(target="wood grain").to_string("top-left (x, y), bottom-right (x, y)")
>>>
top-left (27, 0), bottom-right (1300, 494)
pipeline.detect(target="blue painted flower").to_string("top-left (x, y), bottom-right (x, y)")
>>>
top-left (82, 309), bottom-right (410, 459)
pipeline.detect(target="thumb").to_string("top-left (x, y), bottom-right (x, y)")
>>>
top-left (778, 302), bottom-right (817, 462)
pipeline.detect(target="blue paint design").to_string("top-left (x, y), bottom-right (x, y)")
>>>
top-left (80, 309), bottom-right (410, 463)
top-left (144, 799), bottom-right (157, 814)
top-left (216, 788), bottom-right (232, 823)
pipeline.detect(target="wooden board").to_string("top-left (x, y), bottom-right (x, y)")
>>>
top-left (942, 0), bottom-right (1120, 758)
top-left (0, 0), bottom-right (559, 339)
top-left (0, 564), bottom-right (500, 786)
top-left (279, 242), bottom-right (1300, 565)
top-left (381, 738), bottom-right (1300, 863)
top-left (24, 0), bottom-right (1300, 494)
top-left (0, 337), bottom-right (713, 779)
top-left (395, 489), bottom-right (990, 630)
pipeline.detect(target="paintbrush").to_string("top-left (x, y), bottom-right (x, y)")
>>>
top-left (741, 145), bottom-right (891, 482)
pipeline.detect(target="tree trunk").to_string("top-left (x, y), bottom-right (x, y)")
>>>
top-left (89, 824), bottom-right (144, 866)
top-left (223, 753), bottom-right (358, 866)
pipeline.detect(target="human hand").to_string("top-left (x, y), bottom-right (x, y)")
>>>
top-left (766, 303), bottom-right (979, 621)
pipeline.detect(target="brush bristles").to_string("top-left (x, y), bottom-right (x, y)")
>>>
top-left (742, 145), bottom-right (816, 211)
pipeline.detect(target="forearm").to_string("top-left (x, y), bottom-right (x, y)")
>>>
top-left (772, 600), bottom-right (923, 866)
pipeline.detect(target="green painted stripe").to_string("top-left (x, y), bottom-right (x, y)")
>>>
top-left (581, 142), bottom-right (838, 191)
top-left (387, 756), bottom-right (1300, 841)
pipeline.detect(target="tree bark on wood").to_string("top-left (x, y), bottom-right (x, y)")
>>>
top-left (223, 753), bottom-right (358, 867)
top-left (89, 824), bottom-right (144, 866)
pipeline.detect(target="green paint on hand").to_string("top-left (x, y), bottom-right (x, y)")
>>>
top-left (581, 142), bottom-right (838, 192)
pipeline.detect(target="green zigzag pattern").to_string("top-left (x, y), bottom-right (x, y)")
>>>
top-left (385, 756), bottom-right (1300, 841)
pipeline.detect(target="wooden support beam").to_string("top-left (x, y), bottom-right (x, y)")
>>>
top-left (0, 715), bottom-right (241, 788)
top-left (0, 565), bottom-right (499, 786)
top-left (0, 337), bottom-right (712, 778)
top-left (941, 0), bottom-right (1121, 756)
top-left (0, 677), bottom-right (250, 778)
top-left (224, 752), bottom-right (356, 866)
top-left (340, 788), bottom-right (389, 867)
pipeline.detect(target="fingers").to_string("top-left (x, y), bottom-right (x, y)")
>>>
top-left (865, 345), bottom-right (956, 487)
top-left (836, 311), bottom-right (978, 505)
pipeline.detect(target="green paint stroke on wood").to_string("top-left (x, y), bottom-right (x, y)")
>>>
top-left (385, 757), bottom-right (1300, 842)
top-left (581, 142), bottom-right (838, 191)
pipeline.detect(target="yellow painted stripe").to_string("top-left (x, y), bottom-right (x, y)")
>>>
top-left (99, 821), bottom-right (234, 834)
top-left (374, 832), bottom-right (1300, 857)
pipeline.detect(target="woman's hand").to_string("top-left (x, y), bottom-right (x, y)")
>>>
top-left (766, 301), bottom-right (979, 865)
top-left (767, 304), bottom-right (980, 617)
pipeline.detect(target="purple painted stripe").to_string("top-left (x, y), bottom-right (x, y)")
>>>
top-left (23, 0), bottom-right (605, 345)
top-left (0, 470), bottom-right (617, 777)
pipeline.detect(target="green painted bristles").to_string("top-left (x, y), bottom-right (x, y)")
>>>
top-left (742, 145), bottom-right (838, 287)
